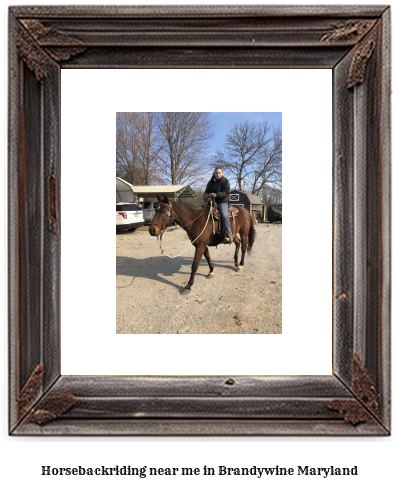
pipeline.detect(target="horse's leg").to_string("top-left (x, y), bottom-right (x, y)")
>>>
top-left (182, 243), bottom-right (206, 294)
top-left (203, 246), bottom-right (215, 279)
top-left (237, 232), bottom-right (248, 272)
top-left (233, 235), bottom-right (241, 269)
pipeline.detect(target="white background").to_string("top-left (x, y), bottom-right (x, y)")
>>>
top-left (1, 1), bottom-right (397, 491)
top-left (61, 68), bottom-right (332, 376)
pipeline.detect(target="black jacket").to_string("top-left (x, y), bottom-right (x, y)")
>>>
top-left (204, 175), bottom-right (230, 203)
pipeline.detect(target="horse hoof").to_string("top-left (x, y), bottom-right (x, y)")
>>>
top-left (181, 288), bottom-right (191, 295)
top-left (206, 273), bottom-right (214, 279)
top-left (236, 266), bottom-right (243, 272)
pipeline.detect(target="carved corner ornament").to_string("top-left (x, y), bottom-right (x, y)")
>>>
top-left (18, 363), bottom-right (45, 419)
top-left (346, 28), bottom-right (378, 88)
top-left (17, 19), bottom-right (85, 81)
top-left (18, 363), bottom-right (76, 425)
top-left (320, 20), bottom-right (378, 89)
top-left (328, 354), bottom-right (380, 425)
top-left (320, 19), bottom-right (376, 44)
top-left (27, 392), bottom-right (77, 425)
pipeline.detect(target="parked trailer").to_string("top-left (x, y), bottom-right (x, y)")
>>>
top-left (116, 177), bottom-right (135, 203)
top-left (141, 201), bottom-right (158, 223)
top-left (266, 204), bottom-right (282, 223)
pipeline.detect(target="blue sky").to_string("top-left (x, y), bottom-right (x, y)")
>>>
top-left (208, 112), bottom-right (282, 152)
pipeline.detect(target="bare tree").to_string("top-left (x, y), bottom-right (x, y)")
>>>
top-left (116, 112), bottom-right (163, 185)
top-left (250, 124), bottom-right (282, 195)
top-left (136, 112), bottom-right (164, 185)
top-left (116, 112), bottom-right (142, 184)
top-left (155, 112), bottom-right (214, 186)
top-left (215, 119), bottom-right (282, 195)
top-left (215, 120), bottom-right (271, 190)
top-left (262, 186), bottom-right (282, 209)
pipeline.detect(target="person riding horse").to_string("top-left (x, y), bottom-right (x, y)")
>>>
top-left (203, 167), bottom-right (233, 243)
top-left (150, 185), bottom-right (256, 293)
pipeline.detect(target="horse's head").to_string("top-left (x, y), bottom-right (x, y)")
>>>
top-left (149, 195), bottom-right (175, 236)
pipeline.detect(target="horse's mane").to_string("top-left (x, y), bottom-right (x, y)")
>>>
top-left (179, 202), bottom-right (203, 210)
top-left (161, 199), bottom-right (203, 211)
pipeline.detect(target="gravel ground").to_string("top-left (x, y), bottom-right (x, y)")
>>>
top-left (116, 223), bottom-right (282, 334)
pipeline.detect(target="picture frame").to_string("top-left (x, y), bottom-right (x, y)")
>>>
top-left (8, 5), bottom-right (391, 436)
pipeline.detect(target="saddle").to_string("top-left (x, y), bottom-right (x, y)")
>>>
top-left (208, 202), bottom-right (241, 241)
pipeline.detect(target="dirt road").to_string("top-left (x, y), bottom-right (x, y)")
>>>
top-left (116, 223), bottom-right (282, 334)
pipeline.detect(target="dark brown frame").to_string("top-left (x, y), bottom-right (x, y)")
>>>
top-left (9, 5), bottom-right (391, 436)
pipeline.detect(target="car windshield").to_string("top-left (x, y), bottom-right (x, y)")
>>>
top-left (116, 204), bottom-right (139, 211)
top-left (142, 202), bottom-right (154, 209)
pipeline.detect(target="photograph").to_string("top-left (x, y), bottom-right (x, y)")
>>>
top-left (115, 112), bottom-right (283, 334)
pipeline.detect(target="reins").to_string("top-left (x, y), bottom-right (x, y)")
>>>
top-left (154, 203), bottom-right (213, 259)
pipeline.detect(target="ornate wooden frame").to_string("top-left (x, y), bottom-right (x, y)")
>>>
top-left (8, 5), bottom-right (391, 436)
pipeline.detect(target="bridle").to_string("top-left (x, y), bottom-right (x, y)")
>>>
top-left (150, 201), bottom-right (207, 237)
top-left (150, 203), bottom-right (176, 236)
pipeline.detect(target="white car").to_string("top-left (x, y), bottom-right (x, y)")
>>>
top-left (116, 202), bottom-right (145, 232)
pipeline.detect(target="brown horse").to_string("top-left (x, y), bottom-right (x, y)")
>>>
top-left (149, 195), bottom-right (256, 294)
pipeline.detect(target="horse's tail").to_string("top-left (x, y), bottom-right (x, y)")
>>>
top-left (247, 216), bottom-right (256, 255)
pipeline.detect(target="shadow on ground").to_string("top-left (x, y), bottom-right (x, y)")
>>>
top-left (116, 254), bottom-right (238, 292)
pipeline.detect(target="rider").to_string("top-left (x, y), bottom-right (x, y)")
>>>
top-left (204, 167), bottom-right (233, 243)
